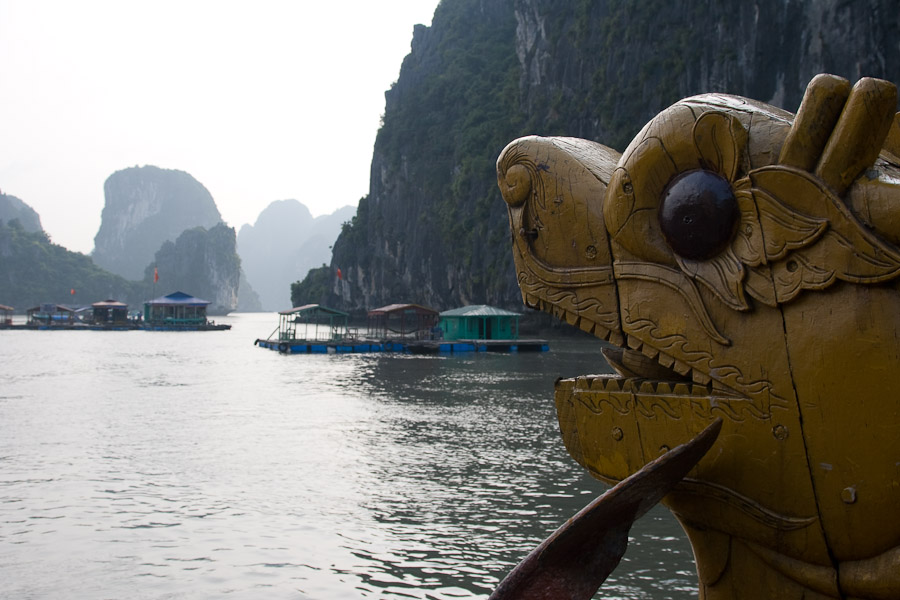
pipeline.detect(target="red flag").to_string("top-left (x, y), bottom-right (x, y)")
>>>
top-left (70, 288), bottom-right (76, 295)
top-left (154, 267), bottom-right (159, 283)
top-left (336, 268), bottom-right (342, 280)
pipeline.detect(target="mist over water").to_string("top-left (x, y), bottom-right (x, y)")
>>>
top-left (0, 313), bottom-right (697, 599)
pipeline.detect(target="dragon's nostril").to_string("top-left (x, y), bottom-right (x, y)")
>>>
top-left (502, 164), bottom-right (532, 207)
top-left (659, 169), bottom-right (739, 260)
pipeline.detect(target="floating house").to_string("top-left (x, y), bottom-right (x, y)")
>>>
top-left (439, 305), bottom-right (521, 341)
top-left (26, 304), bottom-right (78, 327)
top-left (417, 304), bottom-right (548, 353)
top-left (255, 304), bottom-right (367, 353)
top-left (278, 304), bottom-right (349, 341)
top-left (91, 299), bottom-right (130, 326)
top-left (255, 302), bottom-right (545, 356)
top-left (0, 304), bottom-right (13, 327)
top-left (143, 291), bottom-right (230, 330)
top-left (367, 303), bottom-right (440, 342)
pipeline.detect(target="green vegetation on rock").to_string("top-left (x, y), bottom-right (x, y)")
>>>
top-left (290, 264), bottom-right (333, 308)
top-left (0, 219), bottom-right (143, 308)
top-left (296, 0), bottom-right (900, 312)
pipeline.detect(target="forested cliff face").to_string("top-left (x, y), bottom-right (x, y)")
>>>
top-left (149, 223), bottom-right (241, 314)
top-left (308, 0), bottom-right (900, 312)
top-left (0, 220), bottom-right (139, 308)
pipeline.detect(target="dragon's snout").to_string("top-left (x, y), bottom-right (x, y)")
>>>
top-left (496, 136), bottom-right (625, 346)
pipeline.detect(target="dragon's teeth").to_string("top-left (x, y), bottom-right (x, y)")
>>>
top-left (673, 359), bottom-right (691, 376)
top-left (574, 375), bottom-right (619, 392)
top-left (579, 318), bottom-right (595, 335)
top-left (626, 335), bottom-right (642, 350)
top-left (673, 382), bottom-right (692, 396)
top-left (692, 383), bottom-right (712, 396)
top-left (657, 352), bottom-right (675, 368)
top-left (691, 370), bottom-right (711, 385)
top-left (597, 376), bottom-right (621, 392)
top-left (640, 344), bottom-right (659, 360)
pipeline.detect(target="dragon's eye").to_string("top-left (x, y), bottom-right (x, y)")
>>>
top-left (659, 169), bottom-right (739, 260)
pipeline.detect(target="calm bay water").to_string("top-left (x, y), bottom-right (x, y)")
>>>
top-left (0, 313), bottom-right (697, 599)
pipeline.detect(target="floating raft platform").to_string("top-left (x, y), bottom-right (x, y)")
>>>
top-left (255, 339), bottom-right (388, 354)
top-left (254, 338), bottom-right (548, 354)
top-left (408, 339), bottom-right (549, 354)
top-left (2, 323), bottom-right (142, 331)
top-left (142, 323), bottom-right (231, 331)
top-left (2, 323), bottom-right (230, 331)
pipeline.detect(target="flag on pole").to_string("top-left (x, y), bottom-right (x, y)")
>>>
top-left (70, 288), bottom-right (76, 296)
top-left (336, 268), bottom-right (342, 280)
top-left (154, 267), bottom-right (159, 283)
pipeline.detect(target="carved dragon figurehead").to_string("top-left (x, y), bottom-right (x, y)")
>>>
top-left (494, 75), bottom-right (900, 599)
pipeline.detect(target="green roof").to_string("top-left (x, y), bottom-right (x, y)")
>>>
top-left (440, 305), bottom-right (521, 317)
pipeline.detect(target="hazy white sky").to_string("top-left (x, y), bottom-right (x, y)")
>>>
top-left (0, 1), bottom-right (441, 254)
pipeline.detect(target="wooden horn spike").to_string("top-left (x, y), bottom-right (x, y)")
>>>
top-left (779, 73), bottom-right (851, 171)
top-left (883, 112), bottom-right (900, 163)
top-left (815, 77), bottom-right (898, 196)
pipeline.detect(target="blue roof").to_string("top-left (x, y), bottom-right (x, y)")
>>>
top-left (146, 291), bottom-right (210, 306)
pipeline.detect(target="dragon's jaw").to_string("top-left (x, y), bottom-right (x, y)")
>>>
top-left (554, 333), bottom-right (746, 488)
top-left (600, 343), bottom-right (745, 396)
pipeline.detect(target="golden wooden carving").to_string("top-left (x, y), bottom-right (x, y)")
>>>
top-left (496, 74), bottom-right (900, 599)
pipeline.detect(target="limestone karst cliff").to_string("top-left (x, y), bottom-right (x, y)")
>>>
top-left (149, 223), bottom-right (241, 314)
top-left (93, 165), bottom-right (223, 280)
top-left (310, 0), bottom-right (900, 312)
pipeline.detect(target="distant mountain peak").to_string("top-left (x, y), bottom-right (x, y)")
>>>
top-left (237, 201), bottom-right (355, 311)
